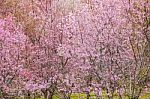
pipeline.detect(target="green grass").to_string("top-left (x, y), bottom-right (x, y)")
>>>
top-left (49, 92), bottom-right (150, 99)
top-left (2, 92), bottom-right (150, 99)
top-left (140, 93), bottom-right (150, 99)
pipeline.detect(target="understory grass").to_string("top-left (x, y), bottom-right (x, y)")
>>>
top-left (32, 92), bottom-right (150, 99)
top-left (3, 92), bottom-right (150, 99)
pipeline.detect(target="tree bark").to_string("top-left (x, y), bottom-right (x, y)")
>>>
top-left (86, 92), bottom-right (90, 99)
top-left (43, 91), bottom-right (48, 99)
top-left (48, 95), bottom-right (53, 99)
top-left (27, 91), bottom-right (30, 99)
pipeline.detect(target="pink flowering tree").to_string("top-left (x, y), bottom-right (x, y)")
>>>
top-left (0, 15), bottom-right (28, 98)
top-left (57, 0), bottom-right (149, 98)
top-left (0, 0), bottom-right (149, 99)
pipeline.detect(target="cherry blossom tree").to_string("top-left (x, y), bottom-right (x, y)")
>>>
top-left (0, 15), bottom-right (28, 98)
top-left (0, 0), bottom-right (149, 99)
top-left (56, 0), bottom-right (149, 98)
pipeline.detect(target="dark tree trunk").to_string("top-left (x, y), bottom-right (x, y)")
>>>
top-left (86, 92), bottom-right (90, 99)
top-left (48, 95), bottom-right (53, 99)
top-left (118, 93), bottom-right (122, 99)
top-left (43, 91), bottom-right (48, 99)
top-left (48, 91), bottom-right (54, 99)
top-left (27, 91), bottom-right (31, 99)
top-left (106, 89), bottom-right (111, 99)
top-left (41, 89), bottom-right (49, 99)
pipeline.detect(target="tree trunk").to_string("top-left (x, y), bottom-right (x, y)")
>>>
top-left (43, 91), bottom-right (48, 99)
top-left (48, 92), bottom-right (53, 99)
top-left (86, 92), bottom-right (90, 99)
top-left (27, 91), bottom-right (30, 99)
top-left (118, 92), bottom-right (122, 99)
top-left (48, 95), bottom-right (53, 99)
top-left (41, 89), bottom-right (49, 99)
top-left (106, 89), bottom-right (112, 99)
top-left (33, 93), bottom-right (36, 99)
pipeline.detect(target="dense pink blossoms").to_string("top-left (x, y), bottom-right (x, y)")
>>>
top-left (0, 0), bottom-right (149, 99)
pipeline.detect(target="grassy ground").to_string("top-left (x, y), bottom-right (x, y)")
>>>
top-left (35, 92), bottom-right (150, 99)
top-left (4, 92), bottom-right (150, 99)
top-left (140, 93), bottom-right (150, 99)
